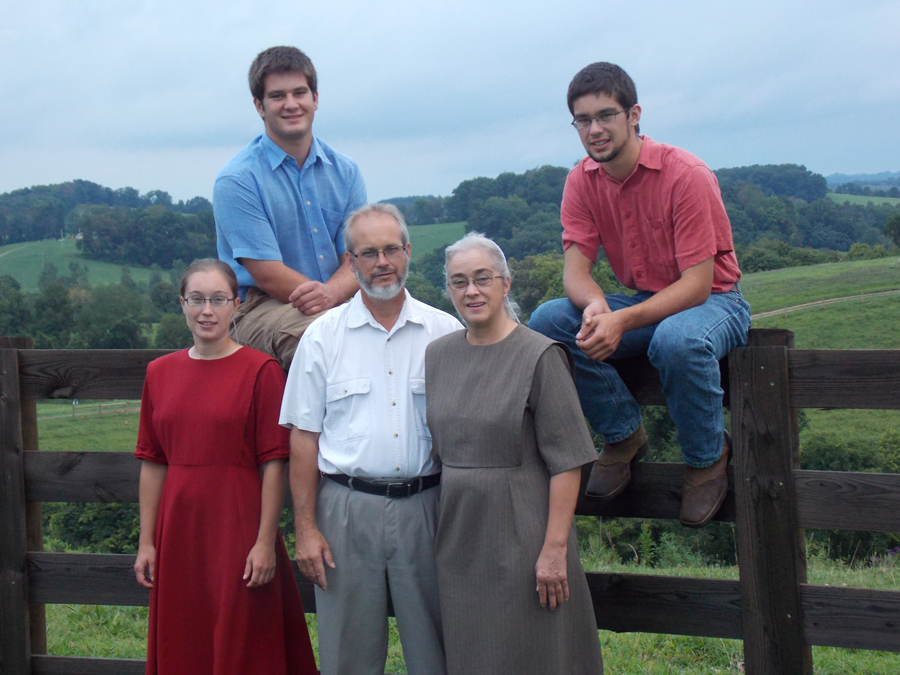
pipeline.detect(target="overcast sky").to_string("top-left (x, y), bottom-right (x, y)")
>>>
top-left (2, 0), bottom-right (898, 203)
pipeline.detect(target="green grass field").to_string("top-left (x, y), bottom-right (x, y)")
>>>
top-left (1, 222), bottom-right (466, 292)
top-left (827, 192), bottom-right (900, 207)
top-left (407, 221), bottom-right (466, 260)
top-left (0, 239), bottom-right (158, 293)
top-left (740, 256), bottom-right (900, 314)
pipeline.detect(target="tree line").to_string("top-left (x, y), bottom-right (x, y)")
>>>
top-left (0, 179), bottom-right (211, 246)
top-left (0, 263), bottom-right (191, 350)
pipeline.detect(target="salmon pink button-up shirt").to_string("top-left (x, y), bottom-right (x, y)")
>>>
top-left (561, 136), bottom-right (741, 294)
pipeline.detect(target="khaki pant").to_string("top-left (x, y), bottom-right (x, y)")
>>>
top-left (231, 287), bottom-right (324, 370)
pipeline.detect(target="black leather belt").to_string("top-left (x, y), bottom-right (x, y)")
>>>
top-left (324, 472), bottom-right (440, 499)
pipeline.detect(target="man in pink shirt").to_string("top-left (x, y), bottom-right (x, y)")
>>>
top-left (529, 62), bottom-right (751, 527)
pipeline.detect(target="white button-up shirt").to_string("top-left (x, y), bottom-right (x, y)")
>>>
top-left (280, 290), bottom-right (462, 479)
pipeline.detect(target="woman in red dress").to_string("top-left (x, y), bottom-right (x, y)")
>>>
top-left (133, 259), bottom-right (317, 675)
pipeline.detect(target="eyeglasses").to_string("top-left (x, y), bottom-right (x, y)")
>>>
top-left (182, 295), bottom-right (235, 307)
top-left (351, 245), bottom-right (408, 263)
top-left (571, 108), bottom-right (629, 130)
top-left (448, 275), bottom-right (504, 291)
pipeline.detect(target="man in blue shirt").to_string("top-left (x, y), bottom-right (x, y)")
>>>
top-left (214, 46), bottom-right (367, 369)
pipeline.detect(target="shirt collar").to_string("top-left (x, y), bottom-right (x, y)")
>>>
top-left (582, 135), bottom-right (661, 180)
top-left (346, 289), bottom-right (425, 333)
top-left (259, 134), bottom-right (332, 171)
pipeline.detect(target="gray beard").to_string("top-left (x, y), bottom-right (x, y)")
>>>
top-left (354, 265), bottom-right (408, 301)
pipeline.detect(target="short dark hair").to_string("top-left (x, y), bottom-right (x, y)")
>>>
top-left (248, 46), bottom-right (317, 102)
top-left (180, 259), bottom-right (238, 298)
top-left (567, 62), bottom-right (638, 116)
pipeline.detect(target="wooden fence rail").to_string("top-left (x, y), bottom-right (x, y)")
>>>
top-left (3, 329), bottom-right (900, 674)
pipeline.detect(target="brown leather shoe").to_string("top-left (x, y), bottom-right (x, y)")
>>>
top-left (585, 426), bottom-right (649, 500)
top-left (680, 432), bottom-right (731, 528)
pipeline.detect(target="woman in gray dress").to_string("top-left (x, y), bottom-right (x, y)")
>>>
top-left (425, 233), bottom-right (603, 674)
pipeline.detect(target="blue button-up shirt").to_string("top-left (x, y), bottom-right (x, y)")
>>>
top-left (214, 134), bottom-right (367, 300)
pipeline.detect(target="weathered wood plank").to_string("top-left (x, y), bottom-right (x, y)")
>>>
top-left (30, 655), bottom-right (146, 675)
top-left (25, 452), bottom-right (141, 503)
top-left (796, 470), bottom-right (900, 532)
top-left (789, 350), bottom-right (900, 410)
top-left (1, 347), bottom-right (32, 673)
top-left (801, 584), bottom-right (900, 652)
top-left (730, 345), bottom-right (811, 674)
top-left (17, 350), bottom-right (171, 400)
top-left (27, 452), bottom-right (900, 536)
top-left (587, 572), bottom-right (743, 638)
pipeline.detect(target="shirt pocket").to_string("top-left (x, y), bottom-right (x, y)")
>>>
top-left (646, 217), bottom-right (679, 270)
top-left (321, 207), bottom-right (344, 240)
top-left (410, 378), bottom-right (431, 441)
top-left (324, 378), bottom-right (371, 443)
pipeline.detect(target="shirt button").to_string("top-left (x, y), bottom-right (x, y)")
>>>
top-left (319, 255), bottom-right (324, 260)
top-left (391, 401), bottom-right (396, 406)
top-left (393, 433), bottom-right (399, 438)
top-left (394, 466), bottom-right (400, 471)
top-left (388, 370), bottom-right (393, 375)
top-left (313, 228), bottom-right (318, 233)
top-left (306, 201), bottom-right (311, 206)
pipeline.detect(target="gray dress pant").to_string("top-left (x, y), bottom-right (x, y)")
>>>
top-left (315, 477), bottom-right (447, 675)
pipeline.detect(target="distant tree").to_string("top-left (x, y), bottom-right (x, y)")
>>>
top-left (31, 281), bottom-right (74, 347)
top-left (884, 211), bottom-right (900, 248)
top-left (75, 284), bottom-right (147, 349)
top-left (0, 275), bottom-right (31, 336)
top-left (154, 313), bottom-right (192, 349)
top-left (38, 262), bottom-right (59, 291)
top-left (66, 261), bottom-right (90, 289)
top-left (714, 164), bottom-right (827, 202)
top-left (150, 281), bottom-right (180, 313)
top-left (120, 267), bottom-right (137, 290)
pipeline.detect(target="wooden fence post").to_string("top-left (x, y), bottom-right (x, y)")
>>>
top-left (0, 338), bottom-right (46, 656)
top-left (0, 344), bottom-right (31, 675)
top-left (730, 330), bottom-right (812, 674)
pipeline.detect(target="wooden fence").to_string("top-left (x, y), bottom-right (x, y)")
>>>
top-left (2, 329), bottom-right (900, 674)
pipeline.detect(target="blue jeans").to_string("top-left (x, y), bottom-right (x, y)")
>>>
top-left (528, 291), bottom-right (751, 467)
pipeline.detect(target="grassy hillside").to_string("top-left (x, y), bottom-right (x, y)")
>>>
top-left (408, 221), bottom-right (465, 260)
top-left (1, 223), bottom-right (466, 293)
top-left (740, 256), bottom-right (900, 314)
top-left (827, 192), bottom-right (900, 207)
top-left (0, 239), bottom-right (158, 293)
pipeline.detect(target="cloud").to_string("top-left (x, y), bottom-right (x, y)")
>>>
top-left (1, 0), bottom-right (898, 201)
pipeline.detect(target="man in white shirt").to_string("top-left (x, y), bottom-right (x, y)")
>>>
top-left (280, 203), bottom-right (461, 675)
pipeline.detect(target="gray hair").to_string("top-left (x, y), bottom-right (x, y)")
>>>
top-left (343, 203), bottom-right (410, 252)
top-left (444, 232), bottom-right (520, 321)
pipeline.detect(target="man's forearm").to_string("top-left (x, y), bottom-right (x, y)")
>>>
top-left (241, 258), bottom-right (310, 303)
top-left (563, 246), bottom-right (608, 312)
top-left (289, 428), bottom-right (322, 532)
top-left (324, 263), bottom-right (360, 304)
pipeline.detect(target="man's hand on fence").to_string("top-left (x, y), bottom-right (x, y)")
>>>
top-left (295, 526), bottom-right (335, 589)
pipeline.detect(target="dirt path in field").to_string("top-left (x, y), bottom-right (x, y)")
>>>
top-left (0, 242), bottom-right (35, 259)
top-left (751, 289), bottom-right (900, 319)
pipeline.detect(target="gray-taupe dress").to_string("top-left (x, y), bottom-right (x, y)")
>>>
top-left (425, 325), bottom-right (603, 675)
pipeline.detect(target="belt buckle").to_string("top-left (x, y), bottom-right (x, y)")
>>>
top-left (385, 481), bottom-right (410, 499)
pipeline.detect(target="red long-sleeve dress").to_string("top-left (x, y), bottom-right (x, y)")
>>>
top-left (135, 347), bottom-right (316, 675)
